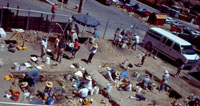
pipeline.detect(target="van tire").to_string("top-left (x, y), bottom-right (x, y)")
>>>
top-left (175, 59), bottom-right (183, 66)
top-left (145, 42), bottom-right (152, 52)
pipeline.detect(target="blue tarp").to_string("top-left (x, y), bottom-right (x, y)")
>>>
top-left (120, 70), bottom-right (128, 79)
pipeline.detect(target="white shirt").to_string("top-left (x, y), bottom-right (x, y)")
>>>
top-left (72, 33), bottom-right (78, 42)
top-left (135, 35), bottom-right (140, 43)
top-left (90, 47), bottom-right (97, 54)
top-left (78, 88), bottom-right (89, 98)
top-left (55, 38), bottom-right (60, 47)
top-left (84, 80), bottom-right (92, 90)
top-left (163, 73), bottom-right (170, 84)
top-left (117, 34), bottom-right (123, 42)
top-left (41, 39), bottom-right (47, 49)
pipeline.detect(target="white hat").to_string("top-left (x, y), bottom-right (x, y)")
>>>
top-left (21, 82), bottom-right (28, 88)
top-left (86, 76), bottom-right (92, 81)
top-left (165, 70), bottom-right (168, 74)
top-left (106, 67), bottom-right (111, 71)
top-left (46, 81), bottom-right (53, 88)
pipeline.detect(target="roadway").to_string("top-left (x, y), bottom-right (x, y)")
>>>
top-left (0, 0), bottom-right (149, 39)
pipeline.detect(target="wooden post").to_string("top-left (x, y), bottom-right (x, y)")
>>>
top-left (4, 3), bottom-right (9, 30)
top-left (7, 3), bottom-right (9, 7)
top-left (46, 15), bottom-right (49, 32)
top-left (15, 6), bottom-right (19, 28)
top-left (38, 13), bottom-right (43, 30)
top-left (26, 9), bottom-right (31, 30)
top-left (103, 18), bottom-right (109, 39)
top-left (0, 8), bottom-right (4, 27)
top-left (78, 0), bottom-right (84, 13)
top-left (60, 0), bottom-right (64, 9)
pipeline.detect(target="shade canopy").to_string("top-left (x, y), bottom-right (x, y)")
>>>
top-left (72, 14), bottom-right (100, 28)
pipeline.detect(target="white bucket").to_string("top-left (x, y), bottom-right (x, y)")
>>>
top-left (45, 57), bottom-right (50, 64)
top-left (122, 43), bottom-right (126, 48)
top-left (94, 86), bottom-right (99, 94)
top-left (66, 74), bottom-right (71, 80)
top-left (14, 62), bottom-right (20, 71)
top-left (126, 84), bottom-right (132, 92)
top-left (90, 88), bottom-right (94, 95)
top-left (0, 44), bottom-right (4, 52)
top-left (107, 83), bottom-right (113, 92)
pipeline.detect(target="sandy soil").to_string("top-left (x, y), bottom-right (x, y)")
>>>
top-left (0, 30), bottom-right (199, 106)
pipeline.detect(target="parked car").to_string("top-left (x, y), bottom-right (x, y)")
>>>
top-left (96, 0), bottom-right (113, 6)
top-left (136, 8), bottom-right (151, 17)
top-left (166, 17), bottom-right (176, 24)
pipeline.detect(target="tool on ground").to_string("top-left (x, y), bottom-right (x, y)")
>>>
top-left (5, 29), bottom-right (27, 51)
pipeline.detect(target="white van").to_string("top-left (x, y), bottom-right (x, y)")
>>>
top-left (143, 27), bottom-right (199, 68)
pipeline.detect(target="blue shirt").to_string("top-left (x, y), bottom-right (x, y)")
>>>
top-left (93, 30), bottom-right (98, 39)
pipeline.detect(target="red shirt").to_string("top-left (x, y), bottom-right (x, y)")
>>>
top-left (51, 5), bottom-right (57, 13)
top-left (74, 41), bottom-right (79, 50)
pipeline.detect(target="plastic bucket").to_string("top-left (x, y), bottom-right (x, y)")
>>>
top-left (107, 84), bottom-right (113, 92)
top-left (45, 57), bottom-right (50, 64)
top-left (90, 88), bottom-right (94, 95)
top-left (94, 86), bottom-right (99, 94)
top-left (126, 84), bottom-right (132, 92)
top-left (0, 44), bottom-right (4, 51)
top-left (122, 43), bottom-right (126, 48)
top-left (14, 62), bottom-right (20, 71)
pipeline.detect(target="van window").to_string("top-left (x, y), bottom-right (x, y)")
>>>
top-left (148, 30), bottom-right (161, 41)
top-left (173, 43), bottom-right (180, 52)
top-left (162, 37), bottom-right (167, 43)
top-left (166, 39), bottom-right (173, 47)
top-left (181, 45), bottom-right (195, 54)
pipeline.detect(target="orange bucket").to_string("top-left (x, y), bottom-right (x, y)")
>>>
top-left (13, 91), bottom-right (20, 101)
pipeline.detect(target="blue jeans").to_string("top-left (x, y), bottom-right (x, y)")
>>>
top-left (27, 70), bottom-right (40, 87)
top-left (160, 84), bottom-right (165, 91)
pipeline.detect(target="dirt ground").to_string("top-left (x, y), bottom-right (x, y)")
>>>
top-left (0, 30), bottom-right (200, 106)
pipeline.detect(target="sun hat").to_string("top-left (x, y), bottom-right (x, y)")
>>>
top-left (21, 82), bottom-right (28, 88)
top-left (71, 29), bottom-right (76, 33)
top-left (46, 81), bottom-right (53, 88)
top-left (86, 76), bottom-right (92, 81)
top-left (115, 71), bottom-right (120, 77)
top-left (93, 43), bottom-right (98, 48)
top-left (165, 70), bottom-right (169, 74)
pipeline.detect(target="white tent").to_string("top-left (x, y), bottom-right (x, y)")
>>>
top-left (0, 28), bottom-right (6, 40)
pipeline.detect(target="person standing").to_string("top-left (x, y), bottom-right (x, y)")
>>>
top-left (142, 74), bottom-right (150, 89)
top-left (87, 43), bottom-right (98, 64)
top-left (72, 39), bottom-right (79, 59)
top-left (91, 28), bottom-right (98, 44)
top-left (51, 3), bottom-right (57, 21)
top-left (114, 28), bottom-right (120, 43)
top-left (137, 53), bottom-right (148, 67)
top-left (175, 63), bottom-right (185, 78)
top-left (115, 30), bottom-right (124, 47)
top-left (160, 70), bottom-right (170, 91)
top-left (41, 37), bottom-right (48, 59)
top-left (53, 35), bottom-right (60, 60)
top-left (132, 34), bottom-right (140, 51)
top-left (71, 29), bottom-right (78, 43)
top-left (56, 38), bottom-right (66, 62)
top-left (75, 24), bottom-right (80, 35)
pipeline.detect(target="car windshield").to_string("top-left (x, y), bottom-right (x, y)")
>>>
top-left (181, 45), bottom-right (196, 55)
